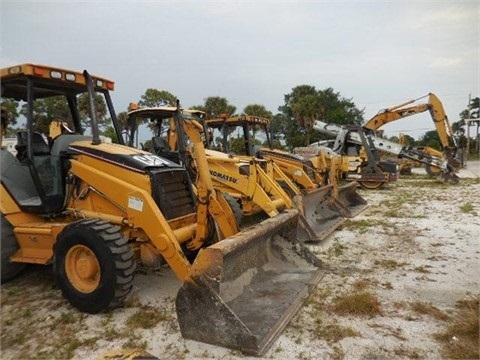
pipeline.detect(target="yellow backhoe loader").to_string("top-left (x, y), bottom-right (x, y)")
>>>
top-left (0, 64), bottom-right (323, 355)
top-left (205, 115), bottom-right (368, 213)
top-left (363, 92), bottom-right (461, 176)
top-left (125, 106), bottom-right (350, 242)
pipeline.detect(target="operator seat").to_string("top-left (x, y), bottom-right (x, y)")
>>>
top-left (15, 131), bottom-right (51, 162)
top-left (0, 149), bottom-right (41, 206)
top-left (152, 136), bottom-right (180, 164)
top-left (152, 136), bottom-right (170, 154)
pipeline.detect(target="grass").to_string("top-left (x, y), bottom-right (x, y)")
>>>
top-left (0, 266), bottom-right (180, 359)
top-left (331, 291), bottom-right (383, 317)
top-left (307, 286), bottom-right (374, 343)
top-left (412, 265), bottom-right (432, 274)
top-left (341, 218), bottom-right (389, 233)
top-left (434, 295), bottom-right (479, 359)
top-left (313, 319), bottom-right (358, 343)
top-left (368, 322), bottom-right (407, 341)
top-left (330, 238), bottom-right (347, 256)
top-left (393, 346), bottom-right (421, 359)
top-left (397, 177), bottom-right (452, 189)
top-left (409, 301), bottom-right (449, 321)
top-left (373, 259), bottom-right (407, 270)
top-left (376, 191), bottom-right (433, 218)
top-left (352, 279), bottom-right (373, 291)
top-left (0, 266), bottom-right (90, 359)
top-left (122, 337), bottom-right (148, 350)
top-left (126, 304), bottom-right (172, 329)
top-left (459, 202), bottom-right (476, 215)
top-left (379, 192), bottom-right (418, 207)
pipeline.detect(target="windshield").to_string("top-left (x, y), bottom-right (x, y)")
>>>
top-left (209, 121), bottom-right (270, 156)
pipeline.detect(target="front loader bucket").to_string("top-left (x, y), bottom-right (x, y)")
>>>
top-left (437, 171), bottom-right (460, 185)
top-left (292, 185), bottom-right (348, 242)
top-left (176, 210), bottom-right (322, 356)
top-left (335, 181), bottom-right (368, 218)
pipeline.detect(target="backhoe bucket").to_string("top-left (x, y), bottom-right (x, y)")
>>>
top-left (176, 210), bottom-right (322, 356)
top-left (292, 185), bottom-right (349, 242)
top-left (335, 181), bottom-right (368, 218)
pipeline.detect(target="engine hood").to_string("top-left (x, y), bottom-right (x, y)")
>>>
top-left (69, 141), bottom-right (183, 173)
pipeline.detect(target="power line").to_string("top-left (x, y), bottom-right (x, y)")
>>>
top-left (386, 128), bottom-right (432, 133)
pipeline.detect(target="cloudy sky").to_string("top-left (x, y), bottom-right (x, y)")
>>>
top-left (1, 1), bottom-right (478, 140)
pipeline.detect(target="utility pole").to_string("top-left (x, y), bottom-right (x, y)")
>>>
top-left (465, 94), bottom-right (471, 161)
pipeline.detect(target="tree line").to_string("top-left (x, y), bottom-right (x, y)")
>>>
top-left (1, 86), bottom-right (479, 157)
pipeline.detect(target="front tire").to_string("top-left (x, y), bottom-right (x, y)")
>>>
top-left (222, 193), bottom-right (243, 226)
top-left (1, 214), bottom-right (27, 283)
top-left (54, 219), bottom-right (135, 314)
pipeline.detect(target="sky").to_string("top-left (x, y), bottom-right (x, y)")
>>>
top-left (1, 0), bottom-right (479, 142)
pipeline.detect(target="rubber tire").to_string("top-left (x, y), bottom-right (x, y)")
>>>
top-left (1, 214), bottom-right (27, 283)
top-left (53, 219), bottom-right (135, 314)
top-left (222, 193), bottom-right (243, 226)
top-left (358, 165), bottom-right (386, 190)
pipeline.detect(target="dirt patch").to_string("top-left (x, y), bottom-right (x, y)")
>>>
top-left (1, 165), bottom-right (479, 360)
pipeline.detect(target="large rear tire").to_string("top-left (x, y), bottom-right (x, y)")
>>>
top-left (1, 214), bottom-right (27, 283)
top-left (54, 219), bottom-right (135, 313)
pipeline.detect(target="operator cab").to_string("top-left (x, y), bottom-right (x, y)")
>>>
top-left (0, 64), bottom-right (119, 214)
top-left (206, 115), bottom-right (271, 157)
top-left (125, 105), bottom-right (206, 164)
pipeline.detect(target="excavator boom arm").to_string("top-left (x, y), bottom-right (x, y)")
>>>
top-left (364, 103), bottom-right (430, 130)
top-left (364, 93), bottom-right (457, 149)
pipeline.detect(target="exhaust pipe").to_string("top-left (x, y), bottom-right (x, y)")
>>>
top-left (83, 70), bottom-right (101, 146)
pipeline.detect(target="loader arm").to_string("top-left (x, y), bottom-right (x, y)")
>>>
top-left (167, 115), bottom-right (295, 217)
top-left (171, 112), bottom-right (240, 243)
top-left (181, 120), bottom-right (291, 218)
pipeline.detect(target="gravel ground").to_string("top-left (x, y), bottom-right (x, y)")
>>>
top-left (1, 162), bottom-right (479, 360)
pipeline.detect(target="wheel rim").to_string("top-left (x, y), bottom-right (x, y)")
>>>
top-left (65, 245), bottom-right (100, 293)
top-left (359, 180), bottom-right (384, 190)
top-left (359, 167), bottom-right (385, 190)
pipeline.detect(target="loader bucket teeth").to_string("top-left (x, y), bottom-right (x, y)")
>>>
top-left (292, 185), bottom-right (348, 242)
top-left (335, 182), bottom-right (368, 218)
top-left (175, 210), bottom-right (323, 356)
